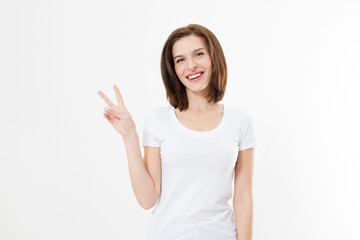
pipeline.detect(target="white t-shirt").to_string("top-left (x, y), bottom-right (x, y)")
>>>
top-left (141, 104), bottom-right (257, 240)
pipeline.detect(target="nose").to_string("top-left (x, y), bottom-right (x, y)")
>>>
top-left (186, 57), bottom-right (198, 71)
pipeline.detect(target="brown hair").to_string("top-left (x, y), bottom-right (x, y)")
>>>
top-left (160, 24), bottom-right (227, 111)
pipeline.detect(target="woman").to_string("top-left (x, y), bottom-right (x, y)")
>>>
top-left (98, 24), bottom-right (257, 240)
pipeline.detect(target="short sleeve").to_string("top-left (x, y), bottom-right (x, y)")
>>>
top-left (238, 111), bottom-right (257, 151)
top-left (142, 110), bottom-right (161, 147)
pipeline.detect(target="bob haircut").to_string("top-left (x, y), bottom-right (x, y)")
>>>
top-left (161, 24), bottom-right (227, 111)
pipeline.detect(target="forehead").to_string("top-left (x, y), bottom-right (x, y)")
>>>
top-left (172, 35), bottom-right (208, 55)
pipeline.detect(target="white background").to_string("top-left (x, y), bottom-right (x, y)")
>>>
top-left (1, 0), bottom-right (359, 239)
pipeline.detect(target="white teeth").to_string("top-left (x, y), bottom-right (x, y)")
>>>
top-left (188, 73), bottom-right (202, 79)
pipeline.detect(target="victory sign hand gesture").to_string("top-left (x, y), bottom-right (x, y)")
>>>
top-left (98, 85), bottom-right (137, 139)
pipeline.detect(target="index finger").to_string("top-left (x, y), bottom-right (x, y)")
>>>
top-left (98, 90), bottom-right (116, 108)
top-left (113, 85), bottom-right (126, 108)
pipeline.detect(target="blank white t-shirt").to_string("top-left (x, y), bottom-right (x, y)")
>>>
top-left (141, 104), bottom-right (257, 240)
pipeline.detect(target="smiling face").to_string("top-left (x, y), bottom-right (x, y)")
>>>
top-left (172, 34), bottom-right (212, 95)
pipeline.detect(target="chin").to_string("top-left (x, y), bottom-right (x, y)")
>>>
top-left (188, 84), bottom-right (209, 93)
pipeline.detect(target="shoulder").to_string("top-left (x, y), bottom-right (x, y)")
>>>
top-left (144, 105), bottom-right (170, 120)
top-left (225, 105), bottom-right (256, 134)
top-left (226, 105), bottom-right (252, 120)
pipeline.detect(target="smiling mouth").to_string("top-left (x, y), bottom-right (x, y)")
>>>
top-left (186, 72), bottom-right (204, 80)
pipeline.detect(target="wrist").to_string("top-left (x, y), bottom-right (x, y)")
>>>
top-left (122, 131), bottom-right (138, 142)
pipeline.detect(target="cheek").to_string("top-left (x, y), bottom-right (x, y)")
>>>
top-left (206, 58), bottom-right (212, 68)
top-left (199, 58), bottom-right (211, 68)
top-left (174, 65), bottom-right (183, 77)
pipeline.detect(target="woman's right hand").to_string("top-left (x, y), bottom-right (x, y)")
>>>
top-left (98, 85), bottom-right (137, 139)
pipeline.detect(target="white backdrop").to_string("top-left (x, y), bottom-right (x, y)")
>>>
top-left (1, 0), bottom-right (359, 239)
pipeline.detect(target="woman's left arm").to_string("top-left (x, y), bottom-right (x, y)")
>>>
top-left (233, 147), bottom-right (255, 240)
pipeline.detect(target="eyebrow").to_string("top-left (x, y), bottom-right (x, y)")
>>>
top-left (173, 48), bottom-right (206, 60)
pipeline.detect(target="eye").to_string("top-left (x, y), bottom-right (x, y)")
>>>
top-left (195, 52), bottom-right (204, 57)
top-left (176, 58), bottom-right (184, 64)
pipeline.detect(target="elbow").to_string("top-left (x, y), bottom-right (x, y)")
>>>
top-left (139, 199), bottom-right (156, 210)
top-left (137, 188), bottom-right (159, 210)
top-left (141, 203), bottom-right (153, 210)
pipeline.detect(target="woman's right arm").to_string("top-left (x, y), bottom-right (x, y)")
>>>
top-left (98, 85), bottom-right (160, 209)
top-left (123, 132), bottom-right (161, 210)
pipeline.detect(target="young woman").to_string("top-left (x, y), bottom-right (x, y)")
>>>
top-left (98, 24), bottom-right (257, 240)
